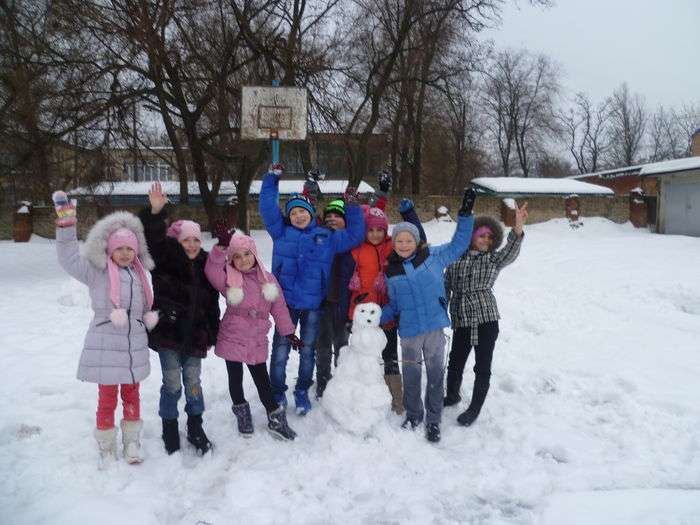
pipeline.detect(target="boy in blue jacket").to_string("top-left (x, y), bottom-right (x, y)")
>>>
top-left (380, 188), bottom-right (476, 443)
top-left (259, 165), bottom-right (365, 415)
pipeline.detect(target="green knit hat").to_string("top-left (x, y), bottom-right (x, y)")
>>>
top-left (323, 199), bottom-right (345, 218)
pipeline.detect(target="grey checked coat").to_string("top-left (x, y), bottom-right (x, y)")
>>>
top-left (445, 217), bottom-right (523, 345)
top-left (56, 213), bottom-right (154, 384)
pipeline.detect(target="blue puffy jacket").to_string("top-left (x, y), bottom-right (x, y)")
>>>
top-left (259, 174), bottom-right (365, 310)
top-left (380, 214), bottom-right (474, 338)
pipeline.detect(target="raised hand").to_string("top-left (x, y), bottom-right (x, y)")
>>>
top-left (286, 334), bottom-right (304, 351)
top-left (398, 198), bottom-right (414, 214)
top-left (343, 186), bottom-right (360, 205)
top-left (52, 191), bottom-right (77, 228)
top-left (213, 220), bottom-right (235, 247)
top-left (514, 201), bottom-right (529, 236)
top-left (148, 182), bottom-right (168, 214)
top-left (378, 170), bottom-right (392, 193)
top-left (269, 163), bottom-right (284, 179)
top-left (458, 187), bottom-right (477, 217)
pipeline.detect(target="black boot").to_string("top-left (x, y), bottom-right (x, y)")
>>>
top-left (162, 418), bottom-right (180, 455)
top-left (186, 414), bottom-right (212, 455)
top-left (401, 416), bottom-right (421, 430)
top-left (443, 369), bottom-right (463, 407)
top-left (457, 379), bottom-right (489, 427)
top-left (267, 406), bottom-right (297, 441)
top-left (232, 402), bottom-right (254, 437)
top-left (426, 423), bottom-right (441, 443)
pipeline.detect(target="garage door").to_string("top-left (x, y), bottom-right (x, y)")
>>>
top-left (664, 179), bottom-right (700, 236)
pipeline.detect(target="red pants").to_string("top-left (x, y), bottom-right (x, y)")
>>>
top-left (96, 383), bottom-right (140, 430)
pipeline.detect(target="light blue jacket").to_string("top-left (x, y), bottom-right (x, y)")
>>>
top-left (380, 214), bottom-right (474, 338)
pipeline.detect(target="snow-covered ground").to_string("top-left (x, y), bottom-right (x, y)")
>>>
top-left (1, 218), bottom-right (700, 524)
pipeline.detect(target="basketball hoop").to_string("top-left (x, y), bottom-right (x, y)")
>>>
top-left (241, 86), bottom-right (308, 141)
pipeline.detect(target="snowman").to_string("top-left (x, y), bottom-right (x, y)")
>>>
top-left (322, 302), bottom-right (391, 436)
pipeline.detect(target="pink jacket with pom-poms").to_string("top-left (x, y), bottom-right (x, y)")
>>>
top-left (205, 246), bottom-right (295, 364)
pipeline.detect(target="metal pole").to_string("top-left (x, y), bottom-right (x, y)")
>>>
top-left (271, 79), bottom-right (280, 164)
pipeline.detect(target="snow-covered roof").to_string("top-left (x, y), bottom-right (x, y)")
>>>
top-left (570, 155), bottom-right (700, 180)
top-left (70, 179), bottom-right (374, 197)
top-left (640, 156), bottom-right (700, 176)
top-left (471, 177), bottom-right (614, 196)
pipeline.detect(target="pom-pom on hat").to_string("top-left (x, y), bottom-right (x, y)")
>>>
top-left (167, 220), bottom-right (202, 242)
top-left (225, 234), bottom-right (279, 306)
top-left (285, 193), bottom-right (315, 218)
top-left (323, 199), bottom-right (345, 218)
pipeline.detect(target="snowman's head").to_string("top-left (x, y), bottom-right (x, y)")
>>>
top-left (353, 302), bottom-right (382, 330)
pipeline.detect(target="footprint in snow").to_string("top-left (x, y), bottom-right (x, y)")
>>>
top-left (16, 424), bottom-right (42, 440)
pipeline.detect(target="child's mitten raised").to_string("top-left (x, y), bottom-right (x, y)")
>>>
top-left (52, 191), bottom-right (77, 227)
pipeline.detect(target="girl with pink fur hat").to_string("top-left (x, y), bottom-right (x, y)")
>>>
top-left (205, 228), bottom-right (301, 441)
top-left (53, 191), bottom-right (158, 467)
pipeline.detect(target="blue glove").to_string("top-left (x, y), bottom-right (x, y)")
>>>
top-left (399, 198), bottom-right (414, 214)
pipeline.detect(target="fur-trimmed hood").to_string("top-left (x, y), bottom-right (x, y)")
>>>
top-left (472, 215), bottom-right (504, 252)
top-left (81, 211), bottom-right (154, 270)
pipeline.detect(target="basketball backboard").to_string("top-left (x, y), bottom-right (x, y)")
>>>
top-left (241, 86), bottom-right (308, 141)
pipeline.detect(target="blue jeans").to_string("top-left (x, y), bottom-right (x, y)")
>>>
top-left (270, 307), bottom-right (321, 395)
top-left (158, 350), bottom-right (204, 420)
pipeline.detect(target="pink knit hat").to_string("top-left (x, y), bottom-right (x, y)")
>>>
top-left (106, 228), bottom-right (155, 327)
top-left (166, 220), bottom-right (202, 242)
top-left (225, 234), bottom-right (279, 305)
top-left (365, 207), bottom-right (388, 232)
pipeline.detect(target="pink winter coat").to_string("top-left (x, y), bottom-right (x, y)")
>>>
top-left (205, 246), bottom-right (295, 364)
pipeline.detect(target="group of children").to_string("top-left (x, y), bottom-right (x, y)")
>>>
top-left (53, 164), bottom-right (527, 465)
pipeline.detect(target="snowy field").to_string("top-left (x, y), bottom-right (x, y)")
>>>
top-left (1, 217), bottom-right (700, 524)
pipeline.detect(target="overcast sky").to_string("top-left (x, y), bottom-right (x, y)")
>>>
top-left (483, 0), bottom-right (700, 110)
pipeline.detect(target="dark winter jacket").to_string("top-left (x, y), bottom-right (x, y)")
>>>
top-left (139, 207), bottom-right (220, 357)
top-left (445, 216), bottom-right (523, 344)
top-left (380, 214), bottom-right (474, 338)
top-left (326, 250), bottom-right (355, 326)
top-left (259, 173), bottom-right (365, 311)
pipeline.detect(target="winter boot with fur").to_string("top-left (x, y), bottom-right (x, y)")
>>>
top-left (384, 374), bottom-right (405, 415)
top-left (161, 418), bottom-right (180, 455)
top-left (94, 427), bottom-right (118, 469)
top-left (267, 406), bottom-right (297, 441)
top-left (443, 370), bottom-right (463, 407)
top-left (120, 419), bottom-right (144, 464)
top-left (186, 414), bottom-right (212, 455)
top-left (232, 402), bottom-right (254, 438)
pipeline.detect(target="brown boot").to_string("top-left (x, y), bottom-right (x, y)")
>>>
top-left (384, 374), bottom-right (405, 415)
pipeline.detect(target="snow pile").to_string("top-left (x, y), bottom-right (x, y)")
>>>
top-left (1, 217), bottom-right (700, 523)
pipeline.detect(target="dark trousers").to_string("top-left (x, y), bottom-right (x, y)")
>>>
top-left (448, 322), bottom-right (499, 407)
top-left (382, 327), bottom-right (400, 375)
top-left (225, 360), bottom-right (278, 414)
top-left (315, 301), bottom-right (349, 393)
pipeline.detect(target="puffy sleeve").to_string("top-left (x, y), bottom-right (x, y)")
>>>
top-left (56, 225), bottom-right (98, 285)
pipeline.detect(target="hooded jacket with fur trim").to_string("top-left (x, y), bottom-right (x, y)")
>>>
top-left (56, 212), bottom-right (153, 384)
top-left (205, 246), bottom-right (295, 364)
top-left (445, 216), bottom-right (523, 342)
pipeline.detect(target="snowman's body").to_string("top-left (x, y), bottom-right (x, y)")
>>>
top-left (323, 303), bottom-right (390, 435)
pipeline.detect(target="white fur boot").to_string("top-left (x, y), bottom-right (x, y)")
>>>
top-left (94, 427), bottom-right (118, 470)
top-left (120, 419), bottom-right (144, 464)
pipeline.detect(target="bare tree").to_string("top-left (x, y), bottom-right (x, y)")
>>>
top-left (607, 82), bottom-right (647, 167)
top-left (481, 49), bottom-right (560, 177)
top-left (560, 93), bottom-right (610, 174)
